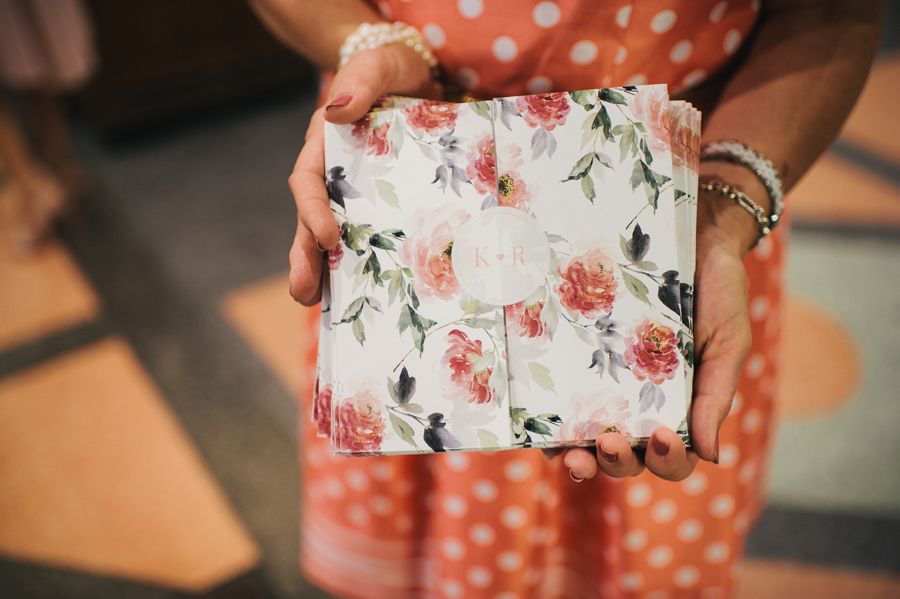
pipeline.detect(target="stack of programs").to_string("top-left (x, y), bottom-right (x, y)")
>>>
top-left (314, 85), bottom-right (700, 456)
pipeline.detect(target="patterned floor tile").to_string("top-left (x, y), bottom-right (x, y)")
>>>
top-left (0, 338), bottom-right (260, 591)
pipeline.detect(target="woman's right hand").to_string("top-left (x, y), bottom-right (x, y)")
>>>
top-left (288, 43), bottom-right (442, 305)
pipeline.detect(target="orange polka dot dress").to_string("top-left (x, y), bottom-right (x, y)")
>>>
top-left (298, 2), bottom-right (784, 598)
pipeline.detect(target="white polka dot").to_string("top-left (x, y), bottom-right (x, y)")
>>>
top-left (650, 10), bottom-right (677, 33)
top-left (423, 23), bottom-right (446, 49)
top-left (504, 459), bottom-right (532, 482)
top-left (370, 495), bottom-right (393, 515)
top-left (502, 505), bottom-right (528, 529)
top-left (731, 391), bottom-right (743, 414)
top-left (345, 468), bottom-right (369, 491)
top-left (751, 296), bottom-right (769, 321)
top-left (645, 593), bottom-right (670, 599)
top-left (531, 480), bottom-right (550, 502)
top-left (458, 0), bottom-right (483, 19)
top-left (603, 504), bottom-right (622, 525)
top-left (443, 494), bottom-right (468, 517)
top-left (325, 476), bottom-right (345, 499)
top-left (620, 572), bottom-right (644, 591)
top-left (528, 527), bottom-right (549, 545)
top-left (570, 40), bottom-right (598, 65)
top-left (738, 460), bottom-right (757, 485)
top-left (493, 36), bottom-right (518, 62)
top-left (704, 541), bottom-right (731, 564)
top-left (669, 40), bottom-right (693, 64)
top-left (647, 545), bottom-right (674, 568)
top-left (445, 452), bottom-right (470, 472)
top-left (755, 236), bottom-right (773, 258)
top-left (470, 523), bottom-right (496, 546)
top-left (526, 76), bottom-right (553, 94)
top-left (441, 537), bottom-right (466, 560)
top-left (627, 482), bottom-right (652, 507)
top-left (533, 2), bottom-right (561, 28)
top-left (468, 566), bottom-right (492, 588)
top-left (746, 354), bottom-right (764, 378)
top-left (733, 511), bottom-right (752, 534)
top-left (710, 2), bottom-right (728, 23)
top-left (346, 503), bottom-right (369, 526)
top-left (495, 593), bottom-right (521, 599)
top-left (395, 513), bottom-right (413, 533)
top-left (724, 29), bottom-right (743, 55)
top-left (719, 443), bottom-right (739, 468)
top-left (498, 550), bottom-right (523, 572)
top-left (677, 518), bottom-right (704, 542)
top-left (472, 479), bottom-right (498, 502)
top-left (616, 5), bottom-right (633, 28)
top-left (624, 73), bottom-right (648, 86)
top-left (442, 579), bottom-right (464, 599)
top-left (709, 493), bottom-right (736, 518)
top-left (674, 565), bottom-right (700, 588)
top-left (602, 74), bottom-right (613, 87)
top-left (683, 69), bottom-right (707, 88)
top-left (682, 470), bottom-right (708, 496)
top-left (369, 461), bottom-right (393, 481)
top-left (624, 529), bottom-right (648, 551)
top-left (456, 67), bottom-right (480, 89)
top-left (651, 499), bottom-right (678, 523)
top-left (614, 45), bottom-right (628, 65)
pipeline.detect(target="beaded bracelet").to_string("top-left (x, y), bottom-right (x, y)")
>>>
top-left (699, 140), bottom-right (784, 233)
top-left (337, 22), bottom-right (441, 81)
top-left (701, 180), bottom-right (773, 247)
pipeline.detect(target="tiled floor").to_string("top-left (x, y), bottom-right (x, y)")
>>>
top-left (1, 22), bottom-right (899, 599)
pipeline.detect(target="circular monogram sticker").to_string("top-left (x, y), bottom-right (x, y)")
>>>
top-left (451, 207), bottom-right (551, 306)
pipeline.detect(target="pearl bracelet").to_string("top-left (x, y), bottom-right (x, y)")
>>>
top-left (337, 22), bottom-right (440, 81)
top-left (701, 180), bottom-right (772, 247)
top-left (699, 140), bottom-right (784, 233)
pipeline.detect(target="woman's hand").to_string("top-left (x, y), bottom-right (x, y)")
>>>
top-left (557, 181), bottom-right (759, 482)
top-left (288, 44), bottom-right (441, 305)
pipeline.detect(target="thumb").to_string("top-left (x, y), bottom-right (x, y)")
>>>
top-left (324, 45), bottom-right (440, 124)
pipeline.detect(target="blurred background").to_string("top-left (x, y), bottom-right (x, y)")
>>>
top-left (0, 2), bottom-right (898, 598)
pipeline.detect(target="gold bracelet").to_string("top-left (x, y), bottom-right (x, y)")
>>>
top-left (337, 22), bottom-right (441, 81)
top-left (701, 180), bottom-right (773, 246)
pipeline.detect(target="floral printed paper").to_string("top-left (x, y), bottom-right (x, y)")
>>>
top-left (317, 86), bottom-right (699, 456)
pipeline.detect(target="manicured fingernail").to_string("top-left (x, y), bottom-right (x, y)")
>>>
top-left (599, 445), bottom-right (618, 464)
top-left (652, 437), bottom-right (670, 457)
top-left (569, 470), bottom-right (584, 483)
top-left (327, 94), bottom-right (352, 109)
top-left (713, 432), bottom-right (720, 465)
top-left (314, 235), bottom-right (326, 252)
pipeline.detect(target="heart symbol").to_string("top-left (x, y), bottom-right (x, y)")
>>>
top-left (496, 253), bottom-right (505, 261)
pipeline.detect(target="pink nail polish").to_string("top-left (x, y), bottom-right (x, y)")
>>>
top-left (652, 436), bottom-right (670, 457)
top-left (713, 432), bottom-right (720, 465)
top-left (569, 470), bottom-right (584, 483)
top-left (327, 94), bottom-right (352, 109)
top-left (599, 445), bottom-right (618, 464)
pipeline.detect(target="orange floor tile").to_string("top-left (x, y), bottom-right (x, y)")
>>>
top-left (0, 338), bottom-right (260, 591)
top-left (739, 559), bottom-right (900, 599)
top-left (788, 153), bottom-right (900, 227)
top-left (221, 273), bottom-right (315, 399)
top-left (840, 52), bottom-right (900, 166)
top-left (0, 238), bottom-right (101, 351)
top-left (778, 294), bottom-right (862, 420)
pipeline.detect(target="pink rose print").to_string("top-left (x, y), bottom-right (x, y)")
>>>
top-left (404, 102), bottom-right (459, 135)
top-left (441, 329), bottom-right (494, 405)
top-left (335, 388), bottom-right (387, 452)
top-left (557, 390), bottom-right (632, 442)
top-left (327, 242), bottom-right (344, 270)
top-left (632, 86), bottom-right (670, 156)
top-left (515, 92), bottom-right (571, 131)
top-left (399, 204), bottom-right (470, 300)
top-left (556, 248), bottom-right (619, 318)
top-left (313, 382), bottom-right (333, 437)
top-left (466, 134), bottom-right (496, 196)
top-left (497, 171), bottom-right (531, 210)
top-left (351, 114), bottom-right (392, 156)
top-left (506, 301), bottom-right (547, 341)
top-left (624, 318), bottom-right (680, 384)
